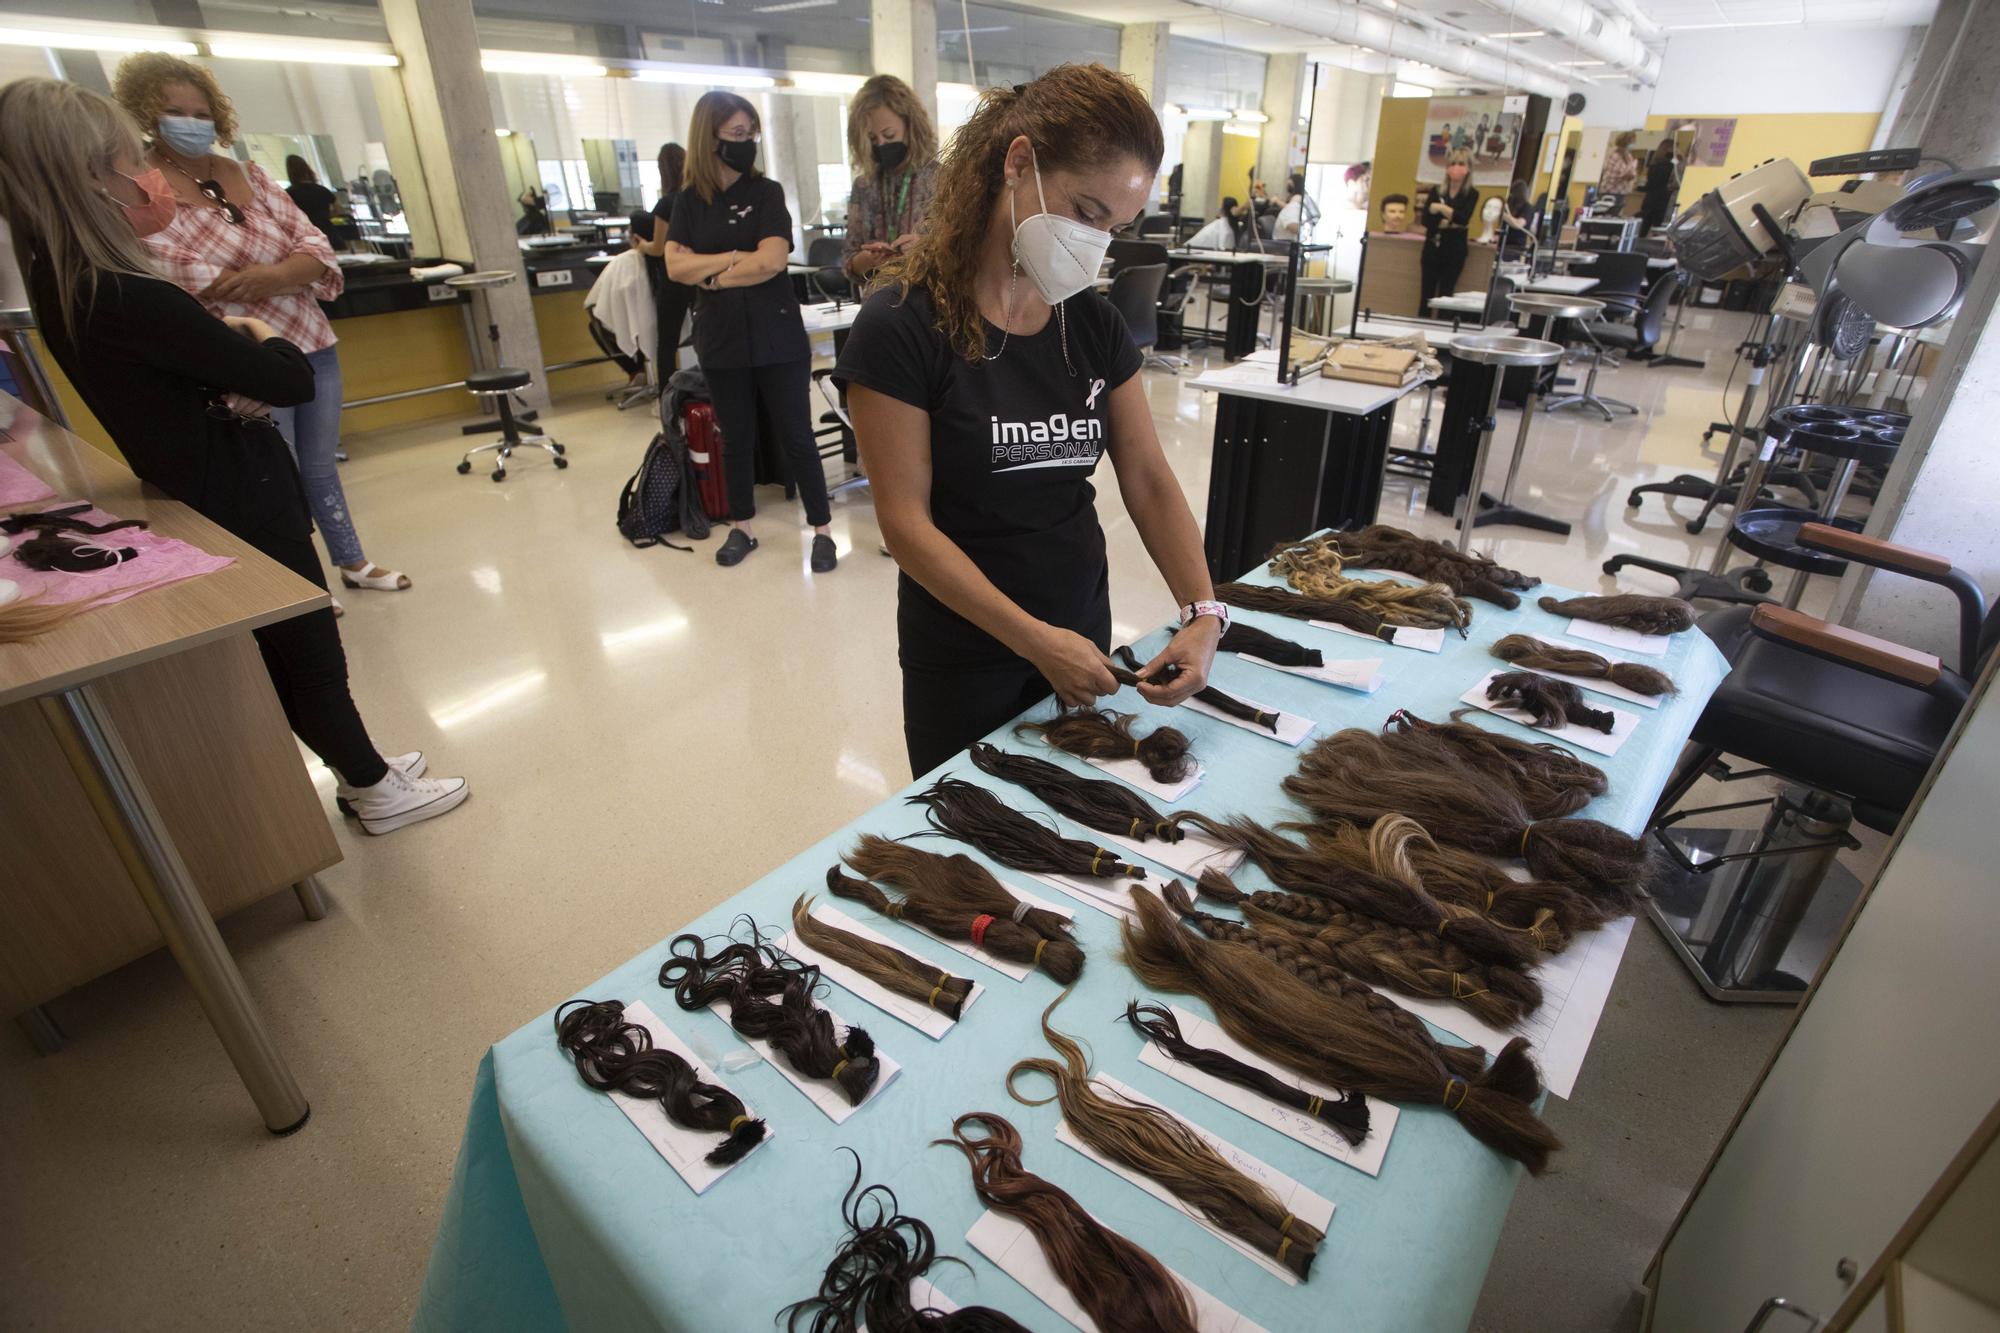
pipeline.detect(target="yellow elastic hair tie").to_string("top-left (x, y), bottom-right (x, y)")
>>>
top-left (1276, 1237), bottom-right (1293, 1266)
top-left (1485, 890), bottom-right (1496, 911)
top-left (728, 1114), bottom-right (750, 1132)
top-left (1129, 816), bottom-right (1143, 836)
top-left (831, 1058), bottom-right (850, 1080)
top-left (1442, 1077), bottom-right (1469, 1112)
top-left (885, 901), bottom-right (904, 918)
top-left (1449, 974), bottom-right (1490, 1000)
top-left (1130, 738), bottom-right (1142, 757)
top-left (1519, 826), bottom-right (1533, 858)
top-left (1089, 850), bottom-right (1103, 874)
top-left (927, 981), bottom-right (945, 1009)
top-left (1306, 1095), bottom-right (1324, 1117)
top-left (1279, 1213), bottom-right (1296, 1238)
top-left (1032, 938), bottom-right (1048, 966)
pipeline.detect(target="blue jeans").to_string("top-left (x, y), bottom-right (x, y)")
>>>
top-left (270, 344), bottom-right (364, 567)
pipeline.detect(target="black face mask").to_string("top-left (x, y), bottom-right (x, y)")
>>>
top-left (871, 141), bottom-right (908, 171)
top-left (716, 137), bottom-right (758, 173)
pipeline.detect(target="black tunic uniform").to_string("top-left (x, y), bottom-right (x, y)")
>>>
top-left (833, 284), bottom-right (1142, 775)
top-left (1420, 183), bottom-right (1480, 311)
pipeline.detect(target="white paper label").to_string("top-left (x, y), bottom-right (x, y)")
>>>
top-left (1183, 691), bottom-right (1315, 746)
top-left (1313, 619), bottom-right (1446, 653)
top-left (780, 906), bottom-right (984, 1040)
top-left (1560, 616), bottom-right (1672, 657)
top-left (709, 996), bottom-right (901, 1124)
top-left (603, 1001), bottom-right (770, 1194)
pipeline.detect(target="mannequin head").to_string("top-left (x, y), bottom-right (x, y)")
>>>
top-left (1381, 193), bottom-right (1410, 232)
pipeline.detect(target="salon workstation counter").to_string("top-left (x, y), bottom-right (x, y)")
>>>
top-left (1354, 231), bottom-right (1499, 322)
top-left (412, 547), bottom-right (1728, 1333)
top-left (0, 389), bottom-right (336, 1127)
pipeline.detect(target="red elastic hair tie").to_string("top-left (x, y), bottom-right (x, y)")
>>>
top-left (969, 914), bottom-right (996, 948)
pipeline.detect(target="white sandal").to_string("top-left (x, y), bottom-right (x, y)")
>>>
top-left (340, 563), bottom-right (411, 591)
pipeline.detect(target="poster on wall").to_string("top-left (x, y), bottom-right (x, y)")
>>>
top-left (1666, 118), bottom-right (1737, 167)
top-left (1416, 98), bottom-right (1522, 187)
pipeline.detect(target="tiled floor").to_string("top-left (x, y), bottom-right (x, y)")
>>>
top-left (3, 306), bottom-right (1858, 1330)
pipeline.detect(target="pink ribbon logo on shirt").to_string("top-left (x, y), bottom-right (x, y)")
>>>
top-left (1085, 377), bottom-right (1105, 411)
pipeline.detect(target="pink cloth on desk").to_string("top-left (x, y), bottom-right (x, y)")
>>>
top-left (1, 502), bottom-right (233, 608)
top-left (0, 452), bottom-right (57, 508)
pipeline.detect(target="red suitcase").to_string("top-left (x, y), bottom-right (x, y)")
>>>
top-left (683, 398), bottom-right (730, 522)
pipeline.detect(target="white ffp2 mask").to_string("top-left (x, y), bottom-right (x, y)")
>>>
top-left (1011, 151), bottom-right (1112, 306)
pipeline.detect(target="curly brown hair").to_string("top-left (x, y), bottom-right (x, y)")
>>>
top-left (112, 52), bottom-right (238, 148)
top-left (873, 63), bottom-right (1162, 363)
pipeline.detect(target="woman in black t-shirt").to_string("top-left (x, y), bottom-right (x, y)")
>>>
top-left (283, 154), bottom-right (337, 238)
top-left (666, 92), bottom-right (835, 571)
top-left (1420, 149), bottom-right (1479, 312)
top-left (628, 142), bottom-right (693, 373)
top-left (833, 64), bottom-right (1222, 777)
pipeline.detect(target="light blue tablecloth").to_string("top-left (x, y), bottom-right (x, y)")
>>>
top-left (414, 578), bottom-right (1726, 1333)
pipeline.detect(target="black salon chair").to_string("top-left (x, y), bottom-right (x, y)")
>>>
top-left (805, 235), bottom-right (850, 302)
top-left (1108, 263), bottom-right (1184, 373)
top-left (1138, 213), bottom-right (1175, 240)
top-left (1645, 523), bottom-right (1993, 999)
top-left (1586, 270), bottom-right (1680, 363)
top-left (1548, 252), bottom-right (1650, 418)
top-left (455, 368), bottom-right (567, 481)
top-left (1107, 237), bottom-right (1171, 277)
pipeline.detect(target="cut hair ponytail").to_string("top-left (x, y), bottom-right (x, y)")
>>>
top-left (1014, 708), bottom-right (1195, 786)
top-left (1491, 634), bottom-right (1678, 696)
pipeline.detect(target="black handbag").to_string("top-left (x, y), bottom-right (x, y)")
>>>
top-left (198, 399), bottom-right (313, 540)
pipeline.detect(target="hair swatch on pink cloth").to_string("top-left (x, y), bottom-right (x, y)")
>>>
top-left (0, 502), bottom-right (232, 609)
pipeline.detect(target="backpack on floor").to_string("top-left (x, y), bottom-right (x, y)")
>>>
top-left (616, 381), bottom-right (711, 549)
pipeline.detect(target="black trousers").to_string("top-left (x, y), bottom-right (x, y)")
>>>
top-left (247, 524), bottom-right (387, 789)
top-left (703, 358), bottom-right (832, 527)
top-left (1420, 232), bottom-right (1469, 311)
top-left (657, 280), bottom-right (696, 376)
top-left (900, 605), bottom-right (1113, 779)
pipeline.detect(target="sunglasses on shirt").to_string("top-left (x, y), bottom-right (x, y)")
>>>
top-left (196, 177), bottom-right (246, 225)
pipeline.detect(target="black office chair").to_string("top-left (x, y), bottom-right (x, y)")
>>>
top-left (806, 235), bottom-right (851, 302)
top-left (1547, 251), bottom-right (1650, 418)
top-left (1156, 267), bottom-right (1194, 354)
top-left (1107, 263), bottom-right (1182, 373)
top-left (1645, 523), bottom-right (1993, 999)
top-left (1138, 214), bottom-right (1175, 240)
top-left (1106, 237), bottom-right (1171, 277)
top-left (1586, 270), bottom-right (1681, 363)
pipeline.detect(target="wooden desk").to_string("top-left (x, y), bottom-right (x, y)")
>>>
top-left (1354, 232), bottom-right (1497, 320)
top-left (0, 391), bottom-right (337, 1133)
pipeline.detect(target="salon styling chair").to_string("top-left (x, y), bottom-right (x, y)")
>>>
top-left (806, 237), bottom-right (851, 303)
top-left (1645, 522), bottom-right (1994, 1002)
top-left (1107, 263), bottom-right (1185, 374)
top-left (1546, 252), bottom-right (1648, 418)
top-left (1585, 271), bottom-right (1681, 365)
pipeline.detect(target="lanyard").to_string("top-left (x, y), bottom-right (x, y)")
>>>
top-left (885, 169), bottom-right (911, 239)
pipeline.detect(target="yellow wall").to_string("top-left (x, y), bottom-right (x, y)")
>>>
top-left (1218, 131), bottom-right (1260, 212)
top-left (1368, 96), bottom-right (1431, 223)
top-left (1647, 112), bottom-right (1881, 207)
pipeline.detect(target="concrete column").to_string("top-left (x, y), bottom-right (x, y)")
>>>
top-left (1119, 23), bottom-right (1170, 115)
top-left (380, 0), bottom-right (549, 409)
top-left (1183, 120), bottom-right (1224, 220)
top-left (1258, 54), bottom-right (1306, 193)
top-left (1831, 0), bottom-right (2000, 657)
top-left (872, 0), bottom-right (938, 124)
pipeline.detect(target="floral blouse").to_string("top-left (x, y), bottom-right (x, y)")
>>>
top-left (842, 159), bottom-right (938, 275)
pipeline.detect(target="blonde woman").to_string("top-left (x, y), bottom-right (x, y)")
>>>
top-left (111, 53), bottom-right (409, 598)
top-left (842, 74), bottom-right (939, 282)
top-left (0, 79), bottom-right (466, 833)
top-left (1419, 148), bottom-right (1480, 312)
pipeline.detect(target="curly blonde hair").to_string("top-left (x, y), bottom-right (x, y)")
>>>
top-left (845, 74), bottom-right (937, 179)
top-left (112, 52), bottom-right (238, 148)
top-left (874, 64), bottom-right (1162, 364)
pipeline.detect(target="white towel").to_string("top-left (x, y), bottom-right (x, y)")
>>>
top-left (409, 262), bottom-right (466, 282)
top-left (584, 248), bottom-right (658, 366)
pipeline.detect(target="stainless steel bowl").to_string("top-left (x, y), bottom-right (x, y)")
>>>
top-left (1449, 333), bottom-right (1565, 367)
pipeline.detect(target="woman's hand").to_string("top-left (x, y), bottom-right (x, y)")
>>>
top-left (1429, 200), bottom-right (1451, 217)
top-left (222, 315), bottom-right (279, 342)
top-left (205, 264), bottom-right (292, 303)
top-left (1131, 616), bottom-right (1220, 707)
top-left (890, 232), bottom-right (920, 253)
top-left (1026, 625), bottom-right (1120, 708)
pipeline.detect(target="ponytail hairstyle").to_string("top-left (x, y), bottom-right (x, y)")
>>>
top-left (846, 74), bottom-right (937, 179)
top-left (875, 63), bottom-right (1163, 363)
top-left (1537, 593), bottom-right (1696, 634)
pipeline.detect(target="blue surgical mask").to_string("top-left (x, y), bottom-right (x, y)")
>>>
top-left (156, 114), bottom-right (216, 158)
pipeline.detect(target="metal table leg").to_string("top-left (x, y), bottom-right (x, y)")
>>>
top-left (39, 683), bottom-right (310, 1135)
top-left (1473, 313), bottom-right (1573, 537)
top-left (1456, 368), bottom-right (1508, 554)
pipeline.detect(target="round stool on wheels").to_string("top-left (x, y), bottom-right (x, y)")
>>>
top-left (445, 269), bottom-right (567, 482)
top-left (1447, 332), bottom-right (1567, 553)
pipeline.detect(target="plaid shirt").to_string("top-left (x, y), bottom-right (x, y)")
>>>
top-left (143, 160), bottom-right (343, 411)
top-left (842, 159), bottom-right (937, 276)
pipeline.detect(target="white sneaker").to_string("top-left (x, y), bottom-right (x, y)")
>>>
top-left (345, 766), bottom-right (469, 835)
top-left (335, 750), bottom-right (427, 816)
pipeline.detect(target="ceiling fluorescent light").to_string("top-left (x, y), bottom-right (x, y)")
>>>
top-left (782, 71), bottom-right (865, 93)
top-left (633, 68), bottom-right (777, 88)
top-left (209, 38), bottom-right (399, 66)
top-left (752, 0), bottom-right (837, 9)
top-left (0, 24), bottom-right (197, 54)
top-left (482, 51), bottom-right (609, 77)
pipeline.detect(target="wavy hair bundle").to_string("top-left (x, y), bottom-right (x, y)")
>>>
top-left (1014, 709), bottom-right (1195, 786)
top-left (790, 894), bottom-right (976, 1021)
top-left (1008, 991), bottom-right (1326, 1280)
top-left (1299, 525), bottom-right (1541, 608)
top-left (967, 743), bottom-right (1182, 844)
top-left (1262, 538), bottom-right (1473, 631)
top-left (908, 777), bottom-right (1147, 879)
top-left (1121, 1002), bottom-right (1370, 1145)
top-left (1537, 593), bottom-right (1696, 634)
top-left (553, 998), bottom-right (766, 1165)
top-left (1166, 811), bottom-right (1538, 970)
top-left (1284, 726), bottom-right (1645, 909)
top-left (659, 930), bottom-right (882, 1105)
top-left (935, 1111), bottom-right (1201, 1333)
top-left (1490, 634), bottom-right (1679, 697)
top-left (1176, 875), bottom-right (1543, 1028)
top-left (828, 837), bottom-right (1084, 983)
top-left (1120, 890), bottom-right (1560, 1173)
top-left (1487, 671), bottom-right (1617, 734)
top-left (783, 1151), bottom-right (1029, 1333)
top-left (1385, 710), bottom-right (1608, 819)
